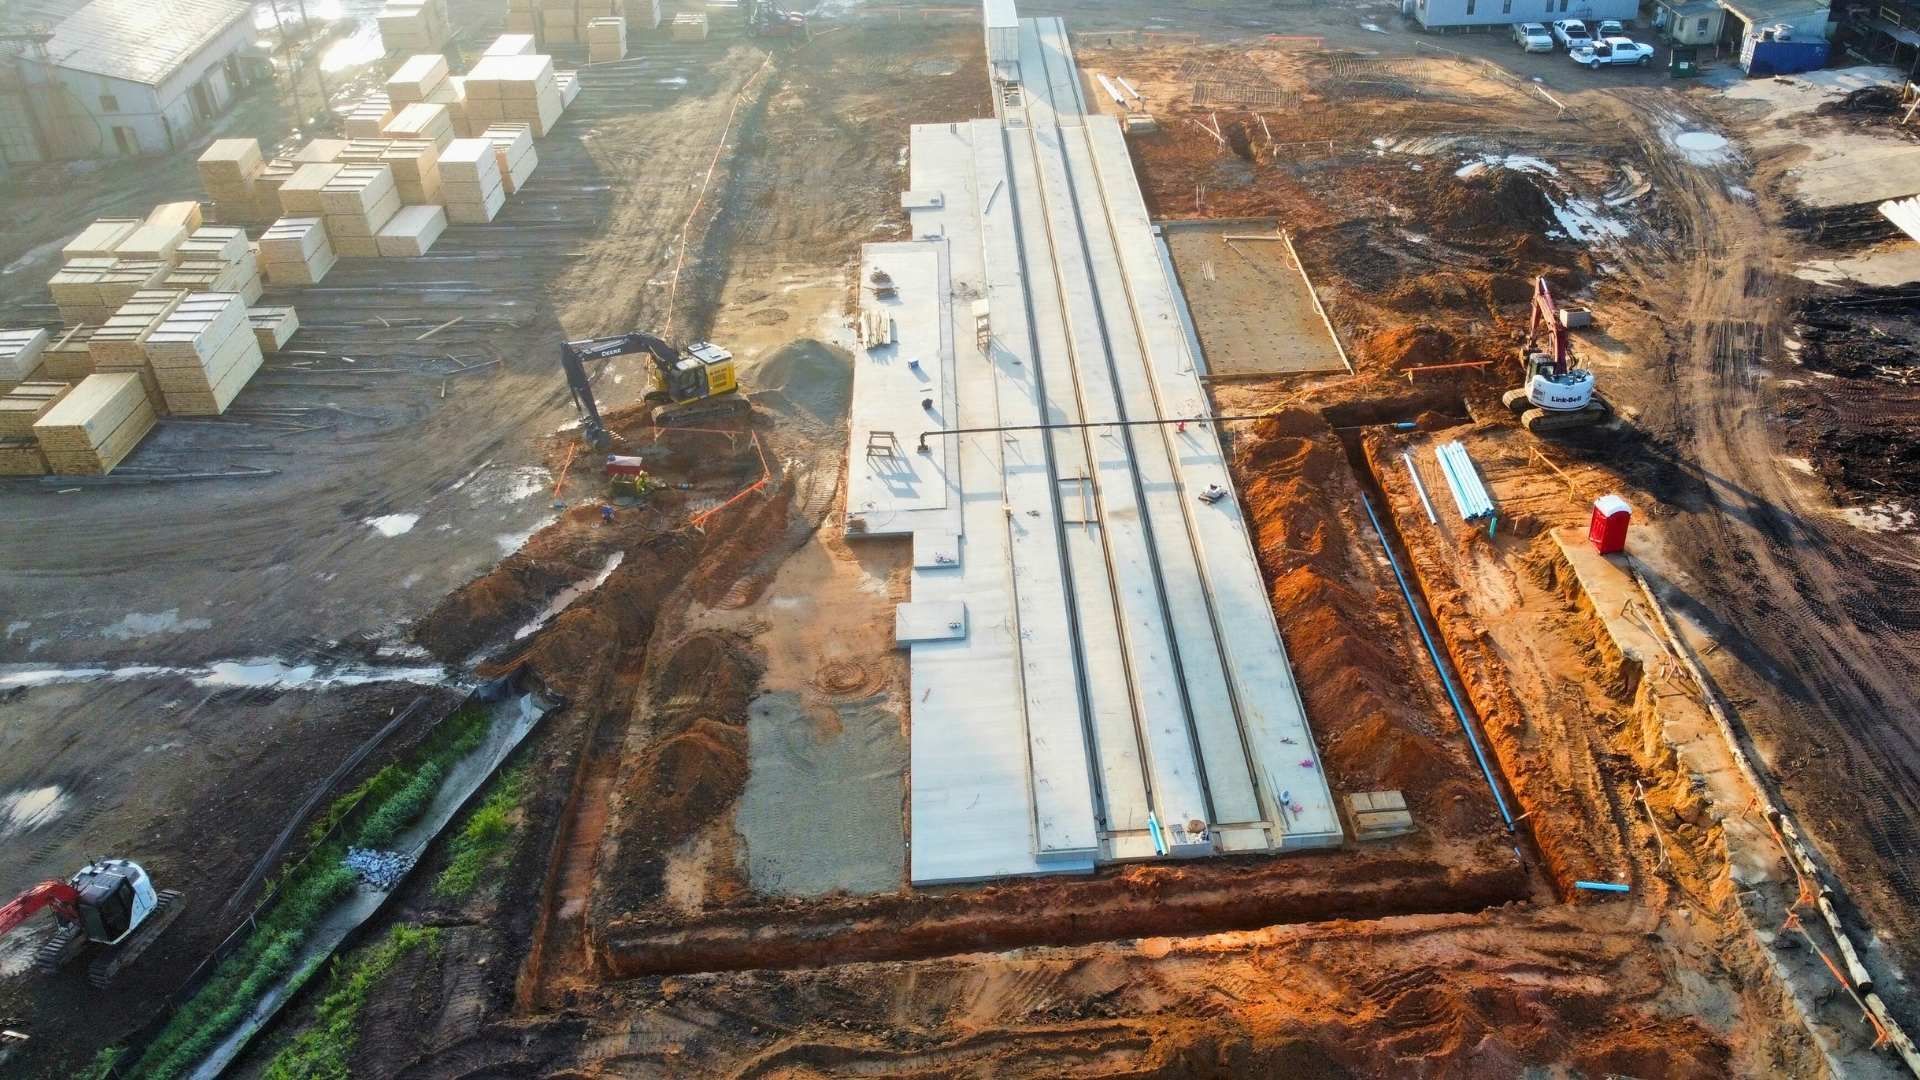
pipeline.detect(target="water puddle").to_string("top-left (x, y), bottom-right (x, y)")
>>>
top-left (514, 551), bottom-right (626, 640)
top-left (0, 785), bottom-right (70, 838)
top-left (0, 658), bottom-right (446, 691)
top-left (365, 513), bottom-right (421, 537)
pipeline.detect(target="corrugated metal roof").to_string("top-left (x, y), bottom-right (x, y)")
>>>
top-left (40, 0), bottom-right (251, 86)
top-left (1719, 0), bottom-right (1829, 26)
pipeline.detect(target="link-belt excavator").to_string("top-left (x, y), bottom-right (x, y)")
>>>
top-left (1502, 276), bottom-right (1612, 434)
top-left (559, 331), bottom-right (747, 452)
top-left (0, 858), bottom-right (184, 988)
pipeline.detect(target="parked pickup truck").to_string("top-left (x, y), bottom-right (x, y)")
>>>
top-left (1570, 36), bottom-right (1657, 66)
top-left (1551, 19), bottom-right (1592, 48)
top-left (1512, 22), bottom-right (1555, 51)
top-left (1596, 18), bottom-right (1626, 36)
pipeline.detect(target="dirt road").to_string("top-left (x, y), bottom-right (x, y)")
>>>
top-left (1592, 89), bottom-right (1920, 979)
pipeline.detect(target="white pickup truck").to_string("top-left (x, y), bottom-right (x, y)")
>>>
top-left (1569, 36), bottom-right (1656, 67)
top-left (1550, 18), bottom-right (1592, 49)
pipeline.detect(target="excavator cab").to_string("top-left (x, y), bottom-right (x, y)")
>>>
top-left (656, 342), bottom-right (737, 404)
top-left (73, 860), bottom-right (155, 945)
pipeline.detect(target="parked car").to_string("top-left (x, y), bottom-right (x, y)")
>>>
top-left (1551, 19), bottom-right (1592, 49)
top-left (1596, 18), bottom-right (1626, 36)
top-left (1569, 36), bottom-right (1657, 66)
top-left (1512, 22), bottom-right (1555, 51)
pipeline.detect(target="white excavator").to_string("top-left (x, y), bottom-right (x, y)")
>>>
top-left (0, 858), bottom-right (183, 988)
top-left (1502, 276), bottom-right (1611, 433)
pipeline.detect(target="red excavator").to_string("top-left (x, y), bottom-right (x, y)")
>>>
top-left (0, 859), bottom-right (184, 987)
top-left (1502, 276), bottom-right (1611, 434)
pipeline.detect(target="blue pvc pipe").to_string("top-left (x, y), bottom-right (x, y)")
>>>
top-left (1574, 880), bottom-right (1632, 893)
top-left (1359, 492), bottom-right (1516, 830)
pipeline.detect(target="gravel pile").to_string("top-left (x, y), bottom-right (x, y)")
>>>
top-left (343, 847), bottom-right (416, 890)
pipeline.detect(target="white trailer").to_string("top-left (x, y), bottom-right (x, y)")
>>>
top-left (985, 0), bottom-right (1020, 82)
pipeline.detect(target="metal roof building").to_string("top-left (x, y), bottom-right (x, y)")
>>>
top-left (0, 0), bottom-right (259, 161)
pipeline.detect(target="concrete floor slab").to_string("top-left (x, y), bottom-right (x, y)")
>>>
top-left (1163, 223), bottom-right (1349, 376)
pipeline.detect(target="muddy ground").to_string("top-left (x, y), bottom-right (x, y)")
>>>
top-left (6, 0), bottom-right (1920, 1076)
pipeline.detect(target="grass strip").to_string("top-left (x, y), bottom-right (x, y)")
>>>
top-left (434, 764), bottom-right (528, 900)
top-left (259, 924), bottom-right (440, 1080)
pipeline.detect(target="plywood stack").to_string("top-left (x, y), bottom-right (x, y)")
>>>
top-left (439, 138), bottom-right (507, 223)
top-left (482, 123), bottom-right (538, 194)
top-left (485, 32), bottom-right (536, 55)
top-left (377, 0), bottom-right (450, 52)
top-left (90, 289), bottom-right (187, 405)
top-left (49, 259), bottom-right (117, 325)
top-left (248, 307), bottom-right (300, 353)
top-left (259, 218), bottom-right (338, 285)
top-left (587, 16), bottom-right (626, 62)
top-left (142, 293), bottom-right (265, 415)
top-left (163, 227), bottom-right (263, 302)
top-left (33, 372), bottom-right (155, 475)
top-left (147, 201), bottom-right (205, 234)
top-left (62, 218), bottom-right (141, 261)
top-left (319, 165), bottom-right (401, 259)
top-left (464, 54), bottom-right (563, 137)
top-left (671, 12), bottom-right (708, 40)
top-left (0, 328), bottom-right (50, 393)
top-left (505, 0), bottom-right (535, 35)
top-left (43, 326), bottom-right (97, 380)
top-left (345, 94), bottom-right (398, 139)
top-left (381, 102), bottom-right (456, 152)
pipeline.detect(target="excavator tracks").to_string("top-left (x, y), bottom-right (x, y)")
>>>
top-left (88, 890), bottom-right (185, 988)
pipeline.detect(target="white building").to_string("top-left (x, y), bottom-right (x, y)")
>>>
top-left (1411, 0), bottom-right (1638, 29)
top-left (0, 0), bottom-right (257, 162)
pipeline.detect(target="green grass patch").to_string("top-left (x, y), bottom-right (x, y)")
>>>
top-left (259, 924), bottom-right (440, 1080)
top-left (126, 704), bottom-right (496, 1079)
top-left (434, 765), bottom-right (528, 900)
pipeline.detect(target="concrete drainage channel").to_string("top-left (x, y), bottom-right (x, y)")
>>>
top-left (114, 679), bottom-right (552, 1080)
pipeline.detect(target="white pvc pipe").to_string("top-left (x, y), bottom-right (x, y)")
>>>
top-left (1403, 451), bottom-right (1438, 524)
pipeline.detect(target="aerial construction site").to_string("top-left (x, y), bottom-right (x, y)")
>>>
top-left (3, 0), bottom-right (1920, 1075)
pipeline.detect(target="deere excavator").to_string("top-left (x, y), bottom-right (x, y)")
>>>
top-left (0, 858), bottom-right (184, 988)
top-left (1502, 276), bottom-right (1611, 434)
top-left (559, 331), bottom-right (748, 452)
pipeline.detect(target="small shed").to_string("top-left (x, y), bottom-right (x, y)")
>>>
top-left (1720, 0), bottom-right (1833, 43)
top-left (10, 0), bottom-right (257, 160)
top-left (1654, 0), bottom-right (1727, 44)
top-left (984, 0), bottom-right (1020, 81)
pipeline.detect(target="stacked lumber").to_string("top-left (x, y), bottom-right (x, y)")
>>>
top-left (505, 0), bottom-right (535, 35)
top-left (252, 158), bottom-right (299, 220)
top-left (198, 138), bottom-right (280, 225)
top-left (587, 16), bottom-right (626, 62)
top-left (293, 139), bottom-right (349, 165)
top-left (339, 139), bottom-right (443, 205)
top-left (0, 381), bottom-right (73, 437)
top-left (345, 94), bottom-right (398, 139)
top-left (381, 102), bottom-right (455, 151)
top-left (259, 218), bottom-right (338, 285)
top-left (96, 260), bottom-right (170, 312)
top-left (483, 123), bottom-right (538, 194)
top-left (114, 223), bottom-right (187, 264)
top-left (386, 53), bottom-right (449, 103)
top-left (375, 204), bottom-right (449, 257)
top-left (248, 306), bottom-right (300, 353)
top-left (146, 201), bottom-right (205, 234)
top-left (439, 138), bottom-right (507, 223)
top-left (0, 328), bottom-right (50, 393)
top-left (277, 162), bottom-right (343, 216)
top-left (49, 259), bottom-right (118, 325)
top-left (377, 0), bottom-right (450, 52)
top-left (162, 227), bottom-right (263, 302)
top-left (537, 0), bottom-right (578, 44)
top-left (485, 32), bottom-right (536, 55)
top-left (319, 165), bottom-right (402, 258)
top-left (465, 54), bottom-right (563, 136)
top-left (43, 326), bottom-right (97, 380)
top-left (33, 372), bottom-right (156, 475)
top-left (90, 289), bottom-right (187, 405)
top-left (0, 435), bottom-right (46, 475)
top-left (556, 70), bottom-right (581, 108)
top-left (62, 218), bottom-right (141, 261)
top-left (142, 293), bottom-right (265, 415)
top-left (671, 12), bottom-right (708, 40)
top-left (443, 77), bottom-right (476, 136)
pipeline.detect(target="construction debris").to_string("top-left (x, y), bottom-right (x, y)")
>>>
top-left (343, 847), bottom-right (417, 890)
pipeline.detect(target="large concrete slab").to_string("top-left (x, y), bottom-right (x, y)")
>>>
top-left (1163, 222), bottom-right (1349, 376)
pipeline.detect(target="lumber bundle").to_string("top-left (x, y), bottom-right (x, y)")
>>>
top-left (90, 289), bottom-right (187, 405)
top-left (376, 204), bottom-right (449, 257)
top-left (294, 139), bottom-right (350, 165)
top-left (277, 162), bottom-right (343, 215)
top-left (485, 32), bottom-right (536, 55)
top-left (345, 94), bottom-right (399, 139)
top-left (62, 218), bottom-right (141, 261)
top-left (587, 16), bottom-right (626, 62)
top-left (536, 0), bottom-right (579, 44)
top-left (49, 259), bottom-right (117, 325)
top-left (339, 139), bottom-right (444, 205)
top-left (146, 201), bottom-right (205, 234)
top-left (439, 138), bottom-right (507, 223)
top-left (96, 260), bottom-right (170, 313)
top-left (464, 54), bottom-right (563, 137)
top-left (387, 54), bottom-right (449, 102)
top-left (43, 325), bottom-right (98, 380)
top-left (504, 0), bottom-right (535, 35)
top-left (378, 0), bottom-right (450, 52)
top-left (483, 123), bottom-right (538, 194)
top-left (0, 328), bottom-right (50, 393)
top-left (0, 381), bottom-right (74, 438)
top-left (381, 102), bottom-right (456, 152)
top-left (671, 12), bottom-right (708, 40)
top-left (33, 372), bottom-right (155, 475)
top-left (165, 228), bottom-right (263, 302)
top-left (248, 306), bottom-right (300, 353)
top-left (198, 139), bottom-right (279, 223)
top-left (114, 223), bottom-right (187, 264)
top-left (556, 70), bottom-right (581, 108)
top-left (0, 438), bottom-right (47, 475)
top-left (320, 165), bottom-right (402, 258)
top-left (259, 218), bottom-right (338, 286)
top-left (142, 293), bottom-right (265, 415)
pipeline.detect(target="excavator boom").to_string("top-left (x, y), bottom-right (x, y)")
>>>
top-left (0, 881), bottom-right (79, 939)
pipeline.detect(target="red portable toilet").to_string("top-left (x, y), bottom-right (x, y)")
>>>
top-left (1589, 494), bottom-right (1631, 555)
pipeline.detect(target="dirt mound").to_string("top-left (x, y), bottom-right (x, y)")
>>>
top-left (1358, 325), bottom-right (1459, 370)
top-left (1434, 168), bottom-right (1559, 241)
top-left (651, 631), bottom-right (762, 728)
top-left (625, 718), bottom-right (749, 846)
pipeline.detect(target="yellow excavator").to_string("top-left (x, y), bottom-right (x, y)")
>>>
top-left (559, 331), bottom-right (748, 451)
